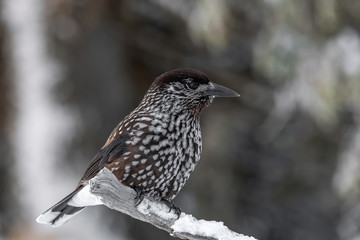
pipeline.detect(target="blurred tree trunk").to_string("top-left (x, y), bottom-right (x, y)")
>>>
top-left (0, 18), bottom-right (17, 236)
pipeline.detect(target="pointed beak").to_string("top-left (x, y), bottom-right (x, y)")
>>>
top-left (204, 82), bottom-right (240, 97)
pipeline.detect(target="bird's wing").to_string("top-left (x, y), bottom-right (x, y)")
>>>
top-left (80, 133), bottom-right (129, 182)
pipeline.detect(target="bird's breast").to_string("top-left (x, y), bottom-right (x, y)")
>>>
top-left (110, 112), bottom-right (202, 199)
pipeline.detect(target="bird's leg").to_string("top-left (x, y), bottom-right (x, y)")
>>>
top-left (161, 198), bottom-right (181, 218)
top-left (134, 186), bottom-right (146, 206)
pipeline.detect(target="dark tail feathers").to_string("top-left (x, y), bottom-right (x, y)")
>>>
top-left (36, 186), bottom-right (85, 227)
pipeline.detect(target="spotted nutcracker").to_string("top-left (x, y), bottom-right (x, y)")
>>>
top-left (36, 68), bottom-right (239, 227)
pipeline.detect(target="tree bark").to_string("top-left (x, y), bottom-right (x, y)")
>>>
top-left (90, 169), bottom-right (256, 240)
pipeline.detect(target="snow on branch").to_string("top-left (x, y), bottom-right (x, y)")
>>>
top-left (89, 169), bottom-right (256, 240)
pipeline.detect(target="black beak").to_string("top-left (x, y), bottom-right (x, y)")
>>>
top-left (204, 82), bottom-right (240, 97)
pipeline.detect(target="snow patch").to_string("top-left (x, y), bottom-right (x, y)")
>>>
top-left (137, 198), bottom-right (178, 219)
top-left (172, 214), bottom-right (256, 240)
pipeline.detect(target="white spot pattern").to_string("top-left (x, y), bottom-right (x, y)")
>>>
top-left (107, 82), bottom-right (206, 200)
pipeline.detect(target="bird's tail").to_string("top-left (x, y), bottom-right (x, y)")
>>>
top-left (36, 186), bottom-right (85, 228)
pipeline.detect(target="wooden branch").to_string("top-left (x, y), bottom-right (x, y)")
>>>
top-left (89, 169), bottom-right (257, 240)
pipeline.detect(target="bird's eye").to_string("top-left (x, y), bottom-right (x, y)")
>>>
top-left (186, 81), bottom-right (199, 90)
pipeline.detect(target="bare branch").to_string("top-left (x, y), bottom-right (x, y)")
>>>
top-left (89, 169), bottom-right (257, 240)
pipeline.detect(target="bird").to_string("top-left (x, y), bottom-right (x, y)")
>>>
top-left (36, 68), bottom-right (239, 227)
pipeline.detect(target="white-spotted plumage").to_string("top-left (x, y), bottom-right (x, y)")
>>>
top-left (36, 68), bottom-right (239, 227)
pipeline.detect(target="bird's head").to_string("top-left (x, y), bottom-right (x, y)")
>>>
top-left (145, 69), bottom-right (240, 114)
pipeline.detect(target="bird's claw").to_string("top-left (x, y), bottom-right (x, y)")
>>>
top-left (162, 199), bottom-right (181, 218)
top-left (134, 186), bottom-right (146, 206)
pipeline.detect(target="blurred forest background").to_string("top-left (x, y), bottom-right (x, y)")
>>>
top-left (1, 0), bottom-right (360, 240)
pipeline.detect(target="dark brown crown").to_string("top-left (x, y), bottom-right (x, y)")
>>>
top-left (152, 68), bottom-right (210, 88)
